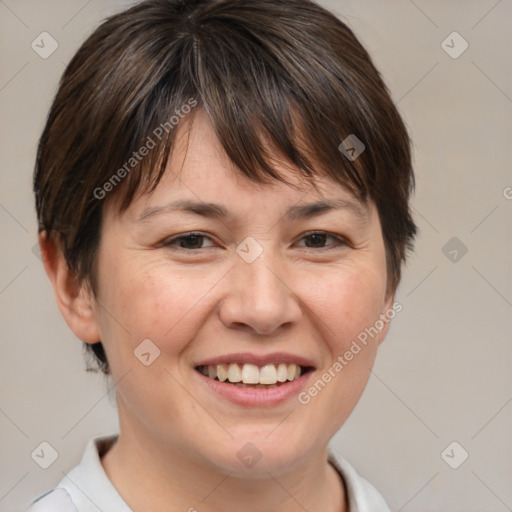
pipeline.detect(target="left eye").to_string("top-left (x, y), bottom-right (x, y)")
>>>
top-left (162, 231), bottom-right (346, 251)
top-left (298, 231), bottom-right (346, 249)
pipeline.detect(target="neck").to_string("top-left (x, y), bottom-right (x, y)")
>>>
top-left (101, 422), bottom-right (347, 512)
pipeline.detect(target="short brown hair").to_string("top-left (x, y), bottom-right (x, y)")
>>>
top-left (34, 0), bottom-right (417, 374)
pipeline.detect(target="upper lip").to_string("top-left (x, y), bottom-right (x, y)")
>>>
top-left (194, 352), bottom-right (316, 369)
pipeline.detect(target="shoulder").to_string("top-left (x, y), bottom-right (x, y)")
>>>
top-left (27, 488), bottom-right (77, 512)
top-left (26, 433), bottom-right (125, 512)
top-left (328, 449), bottom-right (391, 512)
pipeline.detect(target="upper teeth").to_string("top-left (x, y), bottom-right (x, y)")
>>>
top-left (199, 363), bottom-right (302, 385)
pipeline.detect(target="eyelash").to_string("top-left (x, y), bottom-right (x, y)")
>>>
top-left (162, 231), bottom-right (348, 252)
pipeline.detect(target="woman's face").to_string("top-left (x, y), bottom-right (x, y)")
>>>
top-left (90, 108), bottom-right (393, 476)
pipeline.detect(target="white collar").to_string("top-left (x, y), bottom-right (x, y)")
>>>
top-left (30, 433), bottom-right (390, 512)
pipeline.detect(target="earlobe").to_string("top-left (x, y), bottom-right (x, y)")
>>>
top-left (38, 231), bottom-right (101, 345)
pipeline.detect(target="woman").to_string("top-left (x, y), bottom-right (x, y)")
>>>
top-left (29, 0), bottom-right (417, 510)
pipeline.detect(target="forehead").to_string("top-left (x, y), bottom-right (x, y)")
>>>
top-left (109, 107), bottom-right (371, 225)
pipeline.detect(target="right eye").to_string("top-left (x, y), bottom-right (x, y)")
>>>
top-left (162, 232), bottom-right (216, 251)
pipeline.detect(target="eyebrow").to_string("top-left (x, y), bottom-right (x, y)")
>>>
top-left (136, 198), bottom-right (369, 224)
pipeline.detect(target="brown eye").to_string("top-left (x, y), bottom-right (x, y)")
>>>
top-left (299, 232), bottom-right (347, 250)
top-left (163, 233), bottom-right (214, 250)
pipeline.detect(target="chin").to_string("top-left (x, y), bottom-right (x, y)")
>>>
top-left (201, 434), bottom-right (316, 478)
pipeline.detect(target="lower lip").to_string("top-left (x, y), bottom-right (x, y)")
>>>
top-left (194, 369), bottom-right (314, 407)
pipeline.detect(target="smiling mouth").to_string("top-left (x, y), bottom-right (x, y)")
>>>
top-left (195, 362), bottom-right (314, 388)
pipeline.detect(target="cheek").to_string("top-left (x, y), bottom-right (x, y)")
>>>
top-left (95, 253), bottom-right (226, 365)
top-left (308, 261), bottom-right (387, 351)
top-left (92, 258), bottom-right (218, 428)
top-left (302, 260), bottom-right (386, 406)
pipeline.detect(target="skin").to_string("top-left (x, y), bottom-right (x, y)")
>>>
top-left (41, 108), bottom-right (394, 512)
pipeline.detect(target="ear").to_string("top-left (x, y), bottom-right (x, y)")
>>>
top-left (377, 293), bottom-right (396, 346)
top-left (38, 231), bottom-right (100, 344)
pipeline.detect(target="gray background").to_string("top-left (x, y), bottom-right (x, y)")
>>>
top-left (1, 1), bottom-right (511, 510)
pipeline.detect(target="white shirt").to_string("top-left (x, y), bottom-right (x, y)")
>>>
top-left (27, 434), bottom-right (390, 512)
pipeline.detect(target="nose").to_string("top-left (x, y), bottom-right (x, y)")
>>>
top-left (218, 248), bottom-right (302, 336)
